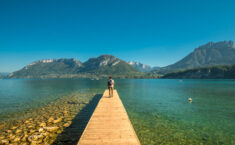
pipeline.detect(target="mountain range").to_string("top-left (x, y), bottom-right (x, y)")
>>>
top-left (0, 72), bottom-right (9, 78)
top-left (6, 40), bottom-right (235, 79)
top-left (0, 72), bottom-right (9, 75)
top-left (128, 61), bottom-right (159, 72)
top-left (154, 40), bottom-right (235, 74)
top-left (8, 55), bottom-right (142, 78)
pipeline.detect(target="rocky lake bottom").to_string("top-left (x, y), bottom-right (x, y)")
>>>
top-left (0, 92), bottom-right (99, 145)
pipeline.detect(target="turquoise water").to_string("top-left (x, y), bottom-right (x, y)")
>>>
top-left (117, 79), bottom-right (235, 144)
top-left (0, 79), bottom-right (104, 121)
top-left (0, 79), bottom-right (235, 144)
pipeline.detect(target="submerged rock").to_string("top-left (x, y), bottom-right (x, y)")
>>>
top-left (15, 129), bottom-right (22, 134)
top-left (42, 132), bottom-right (49, 136)
top-left (39, 122), bottom-right (46, 127)
top-left (28, 125), bottom-right (34, 129)
top-left (44, 126), bottom-right (59, 132)
top-left (0, 136), bottom-right (5, 140)
top-left (39, 128), bottom-right (44, 132)
top-left (30, 130), bottom-right (36, 134)
top-left (20, 142), bottom-right (29, 145)
top-left (63, 122), bottom-right (71, 127)
top-left (48, 117), bottom-right (54, 123)
top-left (28, 133), bottom-right (44, 142)
top-left (31, 140), bottom-right (43, 144)
top-left (53, 118), bottom-right (63, 124)
top-left (11, 126), bottom-right (17, 130)
top-left (9, 133), bottom-right (15, 139)
top-left (13, 136), bottom-right (21, 142)
top-left (25, 120), bottom-right (30, 124)
top-left (1, 139), bottom-right (9, 144)
top-left (57, 130), bottom-right (62, 134)
top-left (63, 111), bottom-right (68, 114)
top-left (21, 135), bottom-right (28, 142)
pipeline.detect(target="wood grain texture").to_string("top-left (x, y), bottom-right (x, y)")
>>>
top-left (78, 90), bottom-right (141, 145)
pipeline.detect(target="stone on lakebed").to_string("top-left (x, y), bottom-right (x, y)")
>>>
top-left (39, 122), bottom-right (47, 127)
top-left (44, 126), bottom-right (59, 132)
top-left (53, 118), bottom-right (63, 124)
top-left (48, 117), bottom-right (54, 123)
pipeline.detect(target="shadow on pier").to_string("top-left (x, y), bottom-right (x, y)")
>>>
top-left (52, 94), bottom-right (102, 145)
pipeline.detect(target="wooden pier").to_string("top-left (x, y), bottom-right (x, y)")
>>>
top-left (78, 90), bottom-right (141, 145)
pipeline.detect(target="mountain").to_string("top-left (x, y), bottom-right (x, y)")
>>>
top-left (162, 65), bottom-right (235, 79)
top-left (81, 55), bottom-right (139, 75)
top-left (155, 40), bottom-right (235, 74)
top-left (128, 61), bottom-right (160, 72)
top-left (128, 61), bottom-right (152, 72)
top-left (8, 55), bottom-right (141, 78)
top-left (0, 72), bottom-right (9, 76)
top-left (0, 72), bottom-right (9, 78)
top-left (151, 66), bottom-right (161, 71)
top-left (9, 58), bottom-right (83, 78)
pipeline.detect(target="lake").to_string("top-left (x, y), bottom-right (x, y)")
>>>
top-left (0, 79), bottom-right (235, 144)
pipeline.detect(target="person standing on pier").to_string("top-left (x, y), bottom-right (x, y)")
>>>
top-left (107, 76), bottom-right (115, 97)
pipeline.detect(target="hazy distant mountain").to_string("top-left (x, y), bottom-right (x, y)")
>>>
top-left (0, 72), bottom-right (9, 76)
top-left (128, 61), bottom-right (152, 72)
top-left (8, 55), bottom-right (140, 78)
top-left (162, 65), bottom-right (235, 79)
top-left (0, 72), bottom-right (9, 78)
top-left (155, 40), bottom-right (235, 74)
top-left (128, 61), bottom-right (160, 72)
top-left (151, 66), bottom-right (161, 71)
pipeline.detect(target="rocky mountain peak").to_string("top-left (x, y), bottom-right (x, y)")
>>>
top-left (196, 40), bottom-right (234, 51)
top-left (86, 55), bottom-right (120, 67)
top-left (22, 58), bottom-right (83, 71)
top-left (155, 40), bottom-right (235, 74)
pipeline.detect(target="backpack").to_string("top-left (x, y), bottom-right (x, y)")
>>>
top-left (108, 79), bottom-right (113, 86)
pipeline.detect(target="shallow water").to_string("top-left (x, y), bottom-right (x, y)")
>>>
top-left (0, 79), bottom-right (105, 122)
top-left (0, 79), bottom-right (105, 144)
top-left (117, 79), bottom-right (235, 145)
top-left (0, 79), bottom-right (235, 144)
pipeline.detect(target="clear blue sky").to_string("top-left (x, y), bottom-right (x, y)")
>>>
top-left (1, 0), bottom-right (235, 72)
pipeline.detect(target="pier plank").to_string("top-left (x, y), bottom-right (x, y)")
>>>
top-left (78, 90), bottom-right (140, 145)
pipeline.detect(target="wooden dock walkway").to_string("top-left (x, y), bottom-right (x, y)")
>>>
top-left (78, 89), bottom-right (141, 145)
